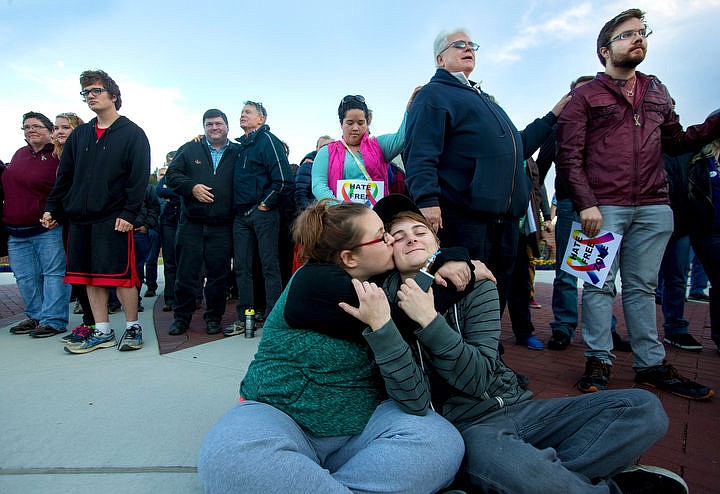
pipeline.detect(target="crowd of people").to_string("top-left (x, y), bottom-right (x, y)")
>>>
top-left (1, 7), bottom-right (719, 493)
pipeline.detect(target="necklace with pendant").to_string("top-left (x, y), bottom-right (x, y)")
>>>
top-left (622, 77), bottom-right (636, 97)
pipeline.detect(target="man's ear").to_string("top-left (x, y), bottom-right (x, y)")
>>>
top-left (599, 46), bottom-right (610, 63)
top-left (436, 54), bottom-right (445, 68)
top-left (339, 250), bottom-right (358, 269)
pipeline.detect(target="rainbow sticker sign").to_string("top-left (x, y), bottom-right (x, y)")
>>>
top-left (560, 221), bottom-right (622, 288)
top-left (335, 180), bottom-right (385, 207)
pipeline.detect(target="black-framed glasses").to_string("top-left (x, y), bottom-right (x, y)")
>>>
top-left (350, 231), bottom-right (391, 250)
top-left (21, 124), bottom-right (47, 131)
top-left (342, 95), bottom-right (366, 105)
top-left (440, 40), bottom-right (480, 54)
top-left (80, 87), bottom-right (109, 99)
top-left (604, 27), bottom-right (652, 46)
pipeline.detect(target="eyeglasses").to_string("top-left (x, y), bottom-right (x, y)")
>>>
top-left (80, 87), bottom-right (109, 99)
top-left (57, 112), bottom-right (77, 118)
top-left (351, 231), bottom-right (391, 250)
top-left (604, 27), bottom-right (652, 46)
top-left (342, 95), bottom-right (366, 105)
top-left (21, 124), bottom-right (47, 131)
top-left (440, 40), bottom-right (480, 54)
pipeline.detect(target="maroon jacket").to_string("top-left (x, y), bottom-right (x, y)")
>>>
top-left (557, 72), bottom-right (720, 212)
top-left (1, 142), bottom-right (59, 226)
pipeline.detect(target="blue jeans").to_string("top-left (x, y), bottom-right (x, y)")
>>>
top-left (550, 198), bottom-right (580, 336)
top-left (582, 205), bottom-right (672, 369)
top-left (461, 389), bottom-right (667, 493)
top-left (688, 248), bottom-right (709, 294)
top-left (233, 208), bottom-right (283, 317)
top-left (7, 227), bottom-right (71, 330)
top-left (198, 400), bottom-right (464, 494)
top-left (658, 234), bottom-right (690, 337)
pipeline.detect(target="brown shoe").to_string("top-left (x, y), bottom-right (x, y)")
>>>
top-left (10, 318), bottom-right (39, 334)
top-left (31, 325), bottom-right (65, 338)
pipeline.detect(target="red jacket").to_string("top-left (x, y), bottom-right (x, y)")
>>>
top-left (1, 142), bottom-right (59, 226)
top-left (557, 72), bottom-right (720, 212)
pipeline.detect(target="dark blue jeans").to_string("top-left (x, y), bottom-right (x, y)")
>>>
top-left (690, 231), bottom-right (720, 345)
top-left (144, 228), bottom-right (160, 291)
top-left (658, 234), bottom-right (690, 337)
top-left (160, 221), bottom-right (178, 305)
top-left (233, 208), bottom-right (282, 318)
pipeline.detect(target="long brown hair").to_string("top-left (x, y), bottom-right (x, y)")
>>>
top-left (52, 113), bottom-right (85, 158)
top-left (293, 199), bottom-right (370, 265)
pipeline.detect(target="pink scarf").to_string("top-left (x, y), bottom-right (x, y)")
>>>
top-left (327, 133), bottom-right (388, 195)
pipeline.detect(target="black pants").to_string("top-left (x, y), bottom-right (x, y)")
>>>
top-left (160, 220), bottom-right (178, 305)
top-left (507, 233), bottom-right (535, 343)
top-left (173, 216), bottom-right (232, 324)
top-left (440, 209), bottom-right (519, 312)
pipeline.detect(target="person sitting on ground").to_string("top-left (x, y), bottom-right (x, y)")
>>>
top-left (345, 195), bottom-right (688, 494)
top-left (198, 199), bottom-right (466, 493)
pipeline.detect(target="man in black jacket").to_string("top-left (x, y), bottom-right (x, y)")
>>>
top-left (404, 28), bottom-right (568, 309)
top-left (166, 109), bottom-right (238, 335)
top-left (224, 101), bottom-right (293, 336)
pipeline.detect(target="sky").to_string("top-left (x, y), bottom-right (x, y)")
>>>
top-left (1, 0), bottom-right (718, 196)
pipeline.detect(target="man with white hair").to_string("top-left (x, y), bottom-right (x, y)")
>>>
top-left (404, 28), bottom-right (568, 319)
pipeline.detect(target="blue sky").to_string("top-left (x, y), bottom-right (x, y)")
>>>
top-left (1, 0), bottom-right (718, 195)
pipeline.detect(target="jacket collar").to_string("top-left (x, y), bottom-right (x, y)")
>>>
top-left (236, 124), bottom-right (269, 146)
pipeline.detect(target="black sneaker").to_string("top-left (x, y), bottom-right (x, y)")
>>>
top-left (612, 331), bottom-right (632, 352)
top-left (687, 292), bottom-right (710, 303)
top-left (10, 318), bottom-right (39, 334)
top-left (663, 333), bottom-right (703, 352)
top-left (30, 325), bottom-right (65, 338)
top-left (137, 303), bottom-right (145, 313)
top-left (206, 320), bottom-right (221, 335)
top-left (577, 357), bottom-right (611, 393)
top-left (634, 361), bottom-right (714, 400)
top-left (144, 289), bottom-right (156, 298)
top-left (547, 330), bottom-right (571, 350)
top-left (611, 464), bottom-right (688, 494)
top-left (168, 319), bottom-right (189, 336)
top-left (162, 304), bottom-right (173, 312)
top-left (107, 304), bottom-right (121, 314)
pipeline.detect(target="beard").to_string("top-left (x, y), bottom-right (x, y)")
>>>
top-left (609, 45), bottom-right (646, 69)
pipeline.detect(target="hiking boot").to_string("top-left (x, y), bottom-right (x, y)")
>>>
top-left (634, 361), bottom-right (714, 400)
top-left (30, 325), bottom-right (65, 338)
top-left (10, 318), bottom-right (39, 334)
top-left (612, 331), bottom-right (632, 352)
top-left (206, 320), bottom-right (222, 335)
top-left (73, 301), bottom-right (84, 314)
top-left (64, 329), bottom-right (116, 354)
top-left (168, 319), bottom-right (188, 336)
top-left (61, 324), bottom-right (94, 344)
top-left (118, 324), bottom-right (143, 351)
top-left (547, 330), bottom-right (571, 350)
top-left (663, 333), bottom-right (703, 352)
top-left (223, 320), bottom-right (244, 337)
top-left (577, 357), bottom-right (611, 393)
top-left (611, 464), bottom-right (688, 494)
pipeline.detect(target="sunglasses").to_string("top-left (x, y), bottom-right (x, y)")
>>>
top-left (342, 95), bottom-right (366, 105)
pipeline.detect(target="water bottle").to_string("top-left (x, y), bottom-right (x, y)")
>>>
top-left (244, 308), bottom-right (256, 338)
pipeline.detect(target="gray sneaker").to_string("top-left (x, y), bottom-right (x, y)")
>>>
top-left (223, 320), bottom-right (244, 337)
top-left (64, 329), bottom-right (116, 354)
top-left (118, 324), bottom-right (143, 351)
top-left (611, 464), bottom-right (688, 494)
